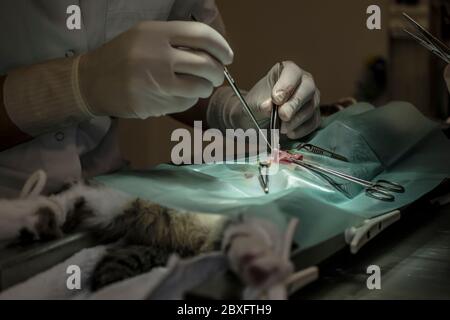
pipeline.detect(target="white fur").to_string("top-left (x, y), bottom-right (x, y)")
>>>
top-left (0, 180), bottom-right (134, 242)
top-left (51, 183), bottom-right (134, 228)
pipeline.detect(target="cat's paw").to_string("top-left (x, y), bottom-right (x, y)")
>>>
top-left (30, 200), bottom-right (65, 241)
top-left (223, 218), bottom-right (293, 289)
top-left (0, 197), bottom-right (65, 242)
top-left (226, 235), bottom-right (293, 288)
top-left (18, 198), bottom-right (65, 242)
top-left (52, 179), bottom-right (133, 232)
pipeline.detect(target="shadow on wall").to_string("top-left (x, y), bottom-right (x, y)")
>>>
top-left (119, 0), bottom-right (389, 168)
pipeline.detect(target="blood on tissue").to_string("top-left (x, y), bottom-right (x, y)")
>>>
top-left (278, 150), bottom-right (303, 164)
top-left (265, 149), bottom-right (303, 165)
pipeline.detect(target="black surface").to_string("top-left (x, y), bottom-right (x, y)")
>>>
top-left (293, 200), bottom-right (450, 299)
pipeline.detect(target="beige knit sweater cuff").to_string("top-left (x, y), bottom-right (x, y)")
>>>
top-left (3, 55), bottom-right (94, 137)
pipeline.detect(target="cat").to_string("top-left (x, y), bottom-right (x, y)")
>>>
top-left (0, 171), bottom-right (296, 297)
top-left (0, 178), bottom-right (229, 291)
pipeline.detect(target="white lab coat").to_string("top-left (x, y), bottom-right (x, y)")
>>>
top-left (0, 0), bottom-right (220, 198)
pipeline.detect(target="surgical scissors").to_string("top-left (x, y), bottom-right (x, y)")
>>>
top-left (402, 12), bottom-right (450, 64)
top-left (296, 143), bottom-right (349, 162)
top-left (290, 158), bottom-right (405, 201)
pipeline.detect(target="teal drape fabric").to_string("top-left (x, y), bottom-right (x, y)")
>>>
top-left (95, 102), bottom-right (450, 249)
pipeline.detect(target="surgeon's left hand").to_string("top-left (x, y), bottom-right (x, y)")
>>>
top-left (207, 61), bottom-right (321, 139)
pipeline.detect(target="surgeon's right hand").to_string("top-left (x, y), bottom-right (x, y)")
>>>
top-left (445, 65), bottom-right (450, 93)
top-left (78, 21), bottom-right (234, 119)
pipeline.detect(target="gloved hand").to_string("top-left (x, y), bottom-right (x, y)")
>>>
top-left (207, 61), bottom-right (321, 139)
top-left (445, 65), bottom-right (450, 93)
top-left (79, 21), bottom-right (234, 119)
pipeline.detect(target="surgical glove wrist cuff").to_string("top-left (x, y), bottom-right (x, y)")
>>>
top-left (3, 55), bottom-right (95, 137)
top-left (207, 86), bottom-right (235, 131)
top-left (207, 86), bottom-right (249, 132)
top-left (207, 86), bottom-right (270, 133)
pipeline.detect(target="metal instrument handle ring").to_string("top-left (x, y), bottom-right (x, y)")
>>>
top-left (366, 186), bottom-right (395, 202)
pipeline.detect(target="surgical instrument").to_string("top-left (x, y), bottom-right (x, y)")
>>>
top-left (402, 12), bottom-right (450, 64)
top-left (270, 103), bottom-right (279, 140)
top-left (258, 104), bottom-right (280, 194)
top-left (258, 161), bottom-right (270, 194)
top-left (191, 14), bottom-right (272, 151)
top-left (290, 158), bottom-right (405, 201)
top-left (223, 67), bottom-right (273, 151)
top-left (296, 143), bottom-right (349, 162)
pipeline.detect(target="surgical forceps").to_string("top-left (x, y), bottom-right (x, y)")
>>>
top-left (258, 104), bottom-right (279, 194)
top-left (290, 158), bottom-right (405, 202)
top-left (223, 67), bottom-right (272, 151)
top-left (258, 162), bottom-right (270, 194)
top-left (191, 14), bottom-right (272, 151)
top-left (270, 103), bottom-right (279, 138)
top-left (402, 12), bottom-right (450, 64)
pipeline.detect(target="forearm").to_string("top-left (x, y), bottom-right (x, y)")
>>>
top-left (2, 56), bottom-right (93, 143)
top-left (0, 75), bottom-right (32, 151)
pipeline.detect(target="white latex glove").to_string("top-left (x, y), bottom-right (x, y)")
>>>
top-left (207, 61), bottom-right (321, 139)
top-left (79, 21), bottom-right (234, 119)
top-left (445, 65), bottom-right (450, 93)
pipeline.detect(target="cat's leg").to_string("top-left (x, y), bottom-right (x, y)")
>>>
top-left (0, 196), bottom-right (65, 242)
top-left (0, 179), bottom-right (135, 242)
top-left (50, 180), bottom-right (228, 290)
top-left (222, 217), bottom-right (297, 298)
top-left (49, 180), bottom-right (136, 234)
top-left (90, 245), bottom-right (170, 291)
top-left (89, 199), bottom-right (228, 291)
top-left (96, 199), bottom-right (228, 254)
top-left (49, 179), bottom-right (227, 252)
